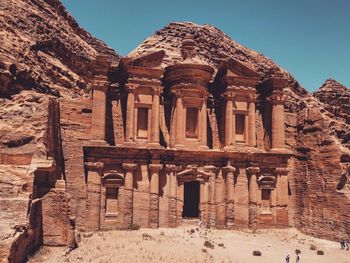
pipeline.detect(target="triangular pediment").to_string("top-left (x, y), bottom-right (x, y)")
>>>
top-left (225, 58), bottom-right (260, 78)
top-left (124, 50), bottom-right (165, 68)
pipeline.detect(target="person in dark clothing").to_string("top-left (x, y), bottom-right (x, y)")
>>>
top-left (285, 252), bottom-right (290, 263)
top-left (296, 252), bottom-right (300, 263)
top-left (341, 240), bottom-right (345, 249)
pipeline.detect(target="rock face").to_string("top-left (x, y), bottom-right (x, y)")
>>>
top-left (0, 2), bottom-right (350, 262)
top-left (0, 0), bottom-right (117, 262)
top-left (0, 0), bottom-right (118, 98)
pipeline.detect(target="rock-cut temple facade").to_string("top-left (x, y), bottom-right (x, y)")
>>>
top-left (83, 34), bottom-right (291, 231)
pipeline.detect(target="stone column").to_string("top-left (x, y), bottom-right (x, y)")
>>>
top-left (199, 180), bottom-right (209, 227)
top-left (92, 81), bottom-right (108, 141)
top-left (200, 98), bottom-right (208, 148)
top-left (248, 95), bottom-right (256, 147)
top-left (150, 87), bottom-right (162, 146)
top-left (175, 91), bottom-right (184, 147)
top-left (122, 162), bottom-right (137, 227)
top-left (149, 163), bottom-right (163, 228)
top-left (247, 166), bottom-right (260, 230)
top-left (166, 165), bottom-right (177, 227)
top-left (275, 167), bottom-right (289, 227)
top-left (215, 171), bottom-right (226, 229)
top-left (206, 166), bottom-right (217, 228)
top-left (85, 162), bottom-right (104, 231)
top-left (125, 86), bottom-right (136, 142)
top-left (270, 92), bottom-right (285, 150)
top-left (225, 96), bottom-right (233, 147)
top-left (222, 162), bottom-right (236, 229)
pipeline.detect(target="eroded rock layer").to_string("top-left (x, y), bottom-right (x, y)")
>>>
top-left (0, 0), bottom-right (118, 98)
top-left (0, 2), bottom-right (350, 262)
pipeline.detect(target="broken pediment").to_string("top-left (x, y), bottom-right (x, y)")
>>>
top-left (213, 58), bottom-right (261, 92)
top-left (225, 58), bottom-right (260, 78)
top-left (124, 50), bottom-right (166, 68)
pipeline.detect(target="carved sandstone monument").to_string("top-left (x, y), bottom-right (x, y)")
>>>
top-left (83, 34), bottom-right (291, 232)
top-left (0, 1), bottom-right (349, 262)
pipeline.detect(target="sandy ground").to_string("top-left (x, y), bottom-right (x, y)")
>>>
top-left (28, 227), bottom-right (350, 263)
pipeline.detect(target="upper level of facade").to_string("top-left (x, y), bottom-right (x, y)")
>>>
top-left (90, 34), bottom-right (289, 153)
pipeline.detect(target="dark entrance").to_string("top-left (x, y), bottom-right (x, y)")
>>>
top-left (182, 181), bottom-right (200, 218)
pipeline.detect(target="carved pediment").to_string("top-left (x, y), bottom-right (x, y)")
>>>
top-left (213, 58), bottom-right (261, 94)
top-left (124, 50), bottom-right (165, 68)
top-left (225, 58), bottom-right (260, 78)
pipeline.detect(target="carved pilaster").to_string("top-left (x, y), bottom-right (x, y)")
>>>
top-left (121, 162), bottom-right (137, 227)
top-left (85, 161), bottom-right (104, 231)
top-left (149, 163), bottom-right (163, 228)
top-left (125, 85), bottom-right (137, 143)
top-left (224, 92), bottom-right (235, 147)
top-left (174, 90), bottom-right (184, 147)
top-left (248, 94), bottom-right (257, 147)
top-left (275, 167), bottom-right (289, 227)
top-left (269, 91), bottom-right (286, 150)
top-left (222, 161), bottom-right (236, 229)
top-left (203, 165), bottom-right (217, 228)
top-left (165, 164), bottom-right (177, 227)
top-left (246, 166), bottom-right (260, 230)
top-left (150, 87), bottom-right (163, 145)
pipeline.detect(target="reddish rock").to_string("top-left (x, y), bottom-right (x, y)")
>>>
top-left (0, 2), bottom-right (350, 262)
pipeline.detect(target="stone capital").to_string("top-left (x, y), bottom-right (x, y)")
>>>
top-left (246, 166), bottom-right (260, 175)
top-left (152, 86), bottom-right (163, 96)
top-left (275, 167), bottom-right (289, 176)
top-left (268, 91), bottom-right (286, 105)
top-left (149, 163), bottom-right (163, 173)
top-left (173, 89), bottom-right (183, 98)
top-left (122, 162), bottom-right (137, 171)
top-left (203, 165), bottom-right (218, 174)
top-left (164, 164), bottom-right (176, 172)
top-left (249, 93), bottom-right (257, 102)
top-left (85, 161), bottom-right (104, 171)
top-left (125, 85), bottom-right (137, 93)
top-left (222, 161), bottom-right (236, 174)
top-left (224, 91), bottom-right (235, 100)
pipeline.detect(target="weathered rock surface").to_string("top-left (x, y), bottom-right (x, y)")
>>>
top-left (1, 2), bottom-right (350, 262)
top-left (0, 0), bottom-right (118, 98)
top-left (0, 0), bottom-right (118, 261)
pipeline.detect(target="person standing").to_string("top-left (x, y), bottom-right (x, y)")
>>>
top-left (285, 252), bottom-right (290, 263)
top-left (296, 252), bottom-right (300, 263)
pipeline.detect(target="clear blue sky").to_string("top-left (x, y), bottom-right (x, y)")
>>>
top-left (61, 0), bottom-right (349, 92)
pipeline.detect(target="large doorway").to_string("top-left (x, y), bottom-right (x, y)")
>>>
top-left (182, 181), bottom-right (200, 218)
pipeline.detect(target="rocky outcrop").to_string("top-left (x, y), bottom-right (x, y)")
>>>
top-left (0, 0), bottom-right (119, 98)
top-left (291, 94), bottom-right (350, 241)
top-left (314, 79), bottom-right (350, 149)
top-left (1, 1), bottom-right (350, 261)
top-left (0, 0), bottom-right (118, 261)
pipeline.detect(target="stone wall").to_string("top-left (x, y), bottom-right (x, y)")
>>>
top-left (60, 96), bottom-right (93, 229)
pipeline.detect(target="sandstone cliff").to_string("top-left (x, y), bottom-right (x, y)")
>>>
top-left (0, 0), bottom-right (118, 261)
top-left (1, 2), bottom-right (350, 262)
top-left (0, 0), bottom-right (118, 98)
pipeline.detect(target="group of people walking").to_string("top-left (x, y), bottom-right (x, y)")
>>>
top-left (285, 251), bottom-right (300, 263)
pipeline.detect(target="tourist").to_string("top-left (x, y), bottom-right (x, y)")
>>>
top-left (285, 252), bottom-right (290, 263)
top-left (296, 252), bottom-right (300, 263)
top-left (340, 239), bottom-right (345, 249)
top-left (345, 240), bottom-right (349, 251)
